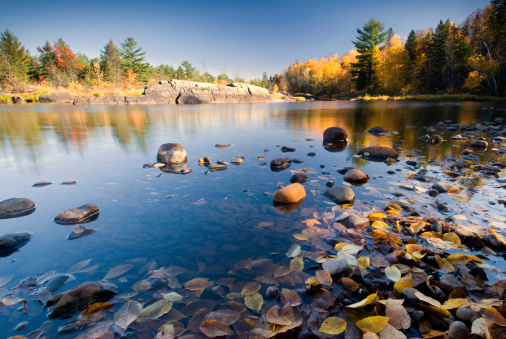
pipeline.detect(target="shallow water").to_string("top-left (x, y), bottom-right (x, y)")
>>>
top-left (0, 101), bottom-right (505, 337)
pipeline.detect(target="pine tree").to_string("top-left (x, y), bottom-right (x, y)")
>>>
top-left (119, 37), bottom-right (149, 81)
top-left (0, 29), bottom-right (30, 86)
top-left (351, 18), bottom-right (388, 92)
top-left (100, 40), bottom-right (122, 86)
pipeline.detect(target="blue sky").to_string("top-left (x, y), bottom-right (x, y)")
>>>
top-left (1, 0), bottom-right (489, 80)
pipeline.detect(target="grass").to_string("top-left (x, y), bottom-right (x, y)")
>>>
top-left (353, 94), bottom-right (506, 102)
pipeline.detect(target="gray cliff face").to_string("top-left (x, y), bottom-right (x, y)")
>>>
top-left (40, 80), bottom-right (279, 105)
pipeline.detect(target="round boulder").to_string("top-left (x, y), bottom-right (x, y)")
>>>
top-left (324, 186), bottom-right (355, 205)
top-left (357, 146), bottom-right (398, 161)
top-left (290, 172), bottom-right (308, 184)
top-left (157, 143), bottom-right (187, 164)
top-left (273, 183), bottom-right (306, 204)
top-left (343, 169), bottom-right (369, 184)
top-left (367, 126), bottom-right (388, 135)
top-left (0, 198), bottom-right (36, 219)
top-left (323, 127), bottom-right (348, 141)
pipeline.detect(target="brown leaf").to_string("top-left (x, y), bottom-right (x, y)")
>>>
top-left (481, 307), bottom-right (506, 326)
top-left (200, 319), bottom-right (235, 337)
top-left (341, 277), bottom-right (361, 292)
top-left (266, 304), bottom-right (294, 325)
top-left (241, 282), bottom-right (261, 296)
top-left (104, 264), bottom-right (134, 280)
top-left (68, 259), bottom-right (92, 273)
top-left (385, 299), bottom-right (410, 330)
top-left (316, 270), bottom-right (333, 286)
top-left (280, 288), bottom-right (302, 307)
top-left (82, 302), bottom-right (114, 317)
top-left (244, 293), bottom-right (263, 313)
top-left (137, 300), bottom-right (172, 322)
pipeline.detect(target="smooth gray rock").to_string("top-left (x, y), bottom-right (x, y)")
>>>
top-left (54, 204), bottom-right (99, 225)
top-left (47, 281), bottom-right (117, 318)
top-left (470, 140), bottom-right (488, 148)
top-left (338, 214), bottom-right (369, 229)
top-left (431, 222), bottom-right (443, 233)
top-left (270, 157), bottom-right (292, 172)
top-left (448, 321), bottom-right (470, 339)
top-left (483, 234), bottom-right (505, 250)
top-left (265, 286), bottom-right (279, 299)
top-left (324, 186), bottom-right (355, 204)
top-left (322, 258), bottom-right (352, 277)
top-left (367, 126), bottom-right (388, 135)
top-left (0, 232), bottom-right (32, 256)
top-left (157, 143), bottom-right (187, 164)
top-left (456, 308), bottom-right (477, 322)
top-left (439, 274), bottom-right (464, 292)
top-left (290, 173), bottom-right (308, 184)
top-left (343, 169), bottom-right (369, 184)
top-left (0, 198), bottom-right (35, 219)
top-left (357, 146), bottom-right (398, 160)
top-left (432, 182), bottom-right (456, 193)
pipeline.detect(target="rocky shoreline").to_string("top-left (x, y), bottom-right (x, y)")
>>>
top-left (38, 80), bottom-right (287, 106)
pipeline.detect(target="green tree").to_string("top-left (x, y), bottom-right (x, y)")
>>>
top-left (0, 29), bottom-right (31, 88)
top-left (351, 18), bottom-right (388, 92)
top-left (100, 40), bottom-right (122, 85)
top-left (181, 60), bottom-right (196, 80)
top-left (119, 37), bottom-right (149, 81)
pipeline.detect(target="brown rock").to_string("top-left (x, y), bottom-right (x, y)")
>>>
top-left (0, 198), bottom-right (36, 219)
top-left (323, 127), bottom-right (348, 141)
top-left (157, 143), bottom-right (187, 164)
top-left (273, 183), bottom-right (306, 204)
top-left (343, 169), bottom-right (369, 183)
top-left (54, 204), bottom-right (99, 224)
top-left (357, 146), bottom-right (398, 161)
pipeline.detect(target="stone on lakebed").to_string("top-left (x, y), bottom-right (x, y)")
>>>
top-left (273, 183), bottom-right (306, 204)
top-left (323, 127), bottom-right (348, 141)
top-left (157, 143), bottom-right (187, 164)
top-left (54, 204), bottom-right (99, 225)
top-left (0, 198), bottom-right (36, 219)
top-left (324, 186), bottom-right (355, 205)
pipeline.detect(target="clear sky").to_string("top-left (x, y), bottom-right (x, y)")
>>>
top-left (1, 0), bottom-right (490, 80)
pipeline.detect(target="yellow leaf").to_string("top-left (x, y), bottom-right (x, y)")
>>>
top-left (290, 258), bottom-right (304, 272)
top-left (372, 220), bottom-right (392, 229)
top-left (292, 234), bottom-right (309, 241)
top-left (241, 282), bottom-right (261, 296)
top-left (319, 317), bottom-right (347, 335)
top-left (244, 293), bottom-right (263, 313)
top-left (443, 232), bottom-right (461, 245)
top-left (407, 173), bottom-right (414, 179)
top-left (436, 257), bottom-right (454, 273)
top-left (305, 276), bottom-right (321, 288)
top-left (448, 187), bottom-right (460, 194)
top-left (356, 316), bottom-right (390, 334)
top-left (369, 212), bottom-right (387, 221)
top-left (346, 292), bottom-right (377, 308)
top-left (302, 218), bottom-right (321, 227)
top-left (358, 256), bottom-right (370, 269)
top-left (414, 291), bottom-right (441, 308)
top-left (385, 208), bottom-right (400, 216)
top-left (405, 244), bottom-right (423, 254)
top-left (200, 319), bottom-right (235, 337)
top-left (441, 298), bottom-right (469, 310)
top-left (386, 202), bottom-right (402, 211)
top-left (394, 275), bottom-right (414, 294)
top-left (334, 242), bottom-right (347, 251)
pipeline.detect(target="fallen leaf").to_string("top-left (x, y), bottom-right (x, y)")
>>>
top-left (319, 317), bottom-right (347, 335)
top-left (266, 304), bottom-right (294, 325)
top-left (316, 270), bottom-right (333, 286)
top-left (2, 295), bottom-right (22, 306)
top-left (481, 307), bottom-right (506, 326)
top-left (470, 317), bottom-right (493, 337)
top-left (200, 319), bottom-right (235, 337)
top-left (441, 298), bottom-right (469, 310)
top-left (385, 299), bottom-right (410, 330)
top-left (379, 323), bottom-right (407, 339)
top-left (358, 256), bottom-right (370, 269)
top-left (405, 244), bottom-right (424, 254)
top-left (446, 253), bottom-right (481, 265)
top-left (242, 282), bottom-right (261, 296)
top-left (302, 218), bottom-right (321, 227)
top-left (442, 232), bottom-right (461, 245)
top-left (289, 258), bottom-right (304, 271)
top-left (104, 264), bottom-right (134, 280)
top-left (394, 276), bottom-right (414, 293)
top-left (347, 292), bottom-right (377, 308)
top-left (68, 259), bottom-right (91, 273)
top-left (244, 293), bottom-right (263, 313)
top-left (114, 300), bottom-right (142, 331)
top-left (414, 291), bottom-right (441, 308)
top-left (258, 222), bottom-right (274, 227)
top-left (137, 300), bottom-right (172, 322)
top-left (385, 266), bottom-right (402, 282)
top-left (280, 288), bottom-right (302, 307)
top-left (82, 302), bottom-right (114, 317)
top-left (292, 234), bottom-right (309, 241)
top-left (369, 212), bottom-right (387, 221)
top-left (356, 316), bottom-right (390, 334)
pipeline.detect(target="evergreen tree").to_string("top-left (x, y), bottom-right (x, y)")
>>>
top-left (100, 40), bottom-right (122, 85)
top-left (351, 18), bottom-right (388, 92)
top-left (119, 37), bottom-right (149, 81)
top-left (181, 60), bottom-right (196, 80)
top-left (0, 29), bottom-right (30, 86)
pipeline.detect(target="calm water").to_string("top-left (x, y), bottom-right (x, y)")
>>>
top-left (0, 101), bottom-right (505, 337)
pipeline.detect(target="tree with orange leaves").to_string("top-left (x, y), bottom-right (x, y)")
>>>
top-left (37, 38), bottom-right (82, 86)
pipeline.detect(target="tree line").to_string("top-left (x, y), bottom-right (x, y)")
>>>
top-left (0, 35), bottom-right (237, 92)
top-left (280, 0), bottom-right (506, 97)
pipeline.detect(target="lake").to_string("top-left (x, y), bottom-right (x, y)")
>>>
top-left (0, 101), bottom-right (505, 338)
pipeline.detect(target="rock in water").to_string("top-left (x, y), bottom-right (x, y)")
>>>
top-left (448, 321), bottom-right (469, 339)
top-left (0, 232), bottom-right (32, 256)
top-left (323, 127), bottom-right (348, 141)
top-left (338, 214), bottom-right (369, 229)
top-left (47, 281), bottom-right (117, 318)
top-left (323, 141), bottom-right (347, 152)
top-left (231, 156), bottom-right (243, 165)
top-left (32, 181), bottom-right (53, 187)
top-left (357, 146), bottom-right (398, 161)
top-left (157, 143), bottom-right (187, 164)
top-left (367, 126), bottom-right (388, 135)
top-left (322, 258), bottom-right (352, 277)
top-left (281, 146), bottom-right (296, 152)
top-left (0, 198), bottom-right (36, 219)
top-left (273, 183), bottom-right (306, 204)
top-left (270, 157), bottom-right (292, 172)
top-left (324, 186), bottom-right (356, 204)
top-left (432, 182), bottom-right (456, 193)
top-left (290, 173), bottom-right (308, 184)
top-left (470, 140), bottom-right (488, 148)
top-left (68, 225), bottom-right (96, 240)
top-left (215, 143), bottom-right (231, 148)
top-left (343, 169), bottom-right (369, 184)
top-left (54, 204), bottom-right (99, 224)
top-left (430, 135), bottom-right (443, 145)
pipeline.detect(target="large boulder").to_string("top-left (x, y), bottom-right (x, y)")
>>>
top-left (273, 183), bottom-right (306, 204)
top-left (0, 198), bottom-right (36, 219)
top-left (323, 127), bottom-right (348, 141)
top-left (54, 204), bottom-right (99, 224)
top-left (157, 143), bottom-right (187, 164)
top-left (343, 169), bottom-right (369, 184)
top-left (47, 281), bottom-right (117, 318)
top-left (0, 232), bottom-right (32, 256)
top-left (357, 146), bottom-right (398, 161)
top-left (324, 186), bottom-right (356, 204)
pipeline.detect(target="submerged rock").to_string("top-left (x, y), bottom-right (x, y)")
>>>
top-left (0, 232), bottom-right (32, 256)
top-left (208, 164), bottom-right (228, 171)
top-left (357, 146), bottom-right (398, 161)
top-left (231, 156), bottom-right (243, 165)
top-left (273, 183), bottom-right (306, 204)
top-left (67, 225), bottom-right (96, 240)
top-left (47, 281), bottom-right (117, 318)
top-left (367, 126), bottom-right (388, 135)
top-left (338, 214), bottom-right (369, 229)
top-left (0, 198), bottom-right (36, 219)
top-left (281, 146), bottom-right (296, 152)
top-left (323, 140), bottom-right (347, 152)
top-left (470, 140), bottom-right (488, 148)
top-left (322, 258), bottom-right (352, 277)
top-left (430, 135), bottom-right (443, 145)
top-left (323, 127), bottom-right (348, 141)
top-left (157, 143), bottom-right (187, 164)
top-left (215, 143), bottom-right (231, 148)
top-left (344, 169), bottom-right (369, 184)
top-left (160, 162), bottom-right (188, 174)
top-left (54, 204), bottom-right (99, 224)
top-left (270, 157), bottom-right (292, 172)
top-left (324, 186), bottom-right (355, 204)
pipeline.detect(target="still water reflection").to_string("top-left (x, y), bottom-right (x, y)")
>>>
top-left (0, 101), bottom-right (504, 336)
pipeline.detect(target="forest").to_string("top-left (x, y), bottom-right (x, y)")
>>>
top-left (0, 0), bottom-right (505, 99)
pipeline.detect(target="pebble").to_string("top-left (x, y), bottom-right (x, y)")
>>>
top-left (281, 146), bottom-right (296, 152)
top-left (15, 321), bottom-right (29, 331)
top-left (215, 143), bottom-right (231, 148)
top-left (483, 234), bottom-right (505, 250)
top-left (307, 152), bottom-right (316, 156)
top-left (439, 274), bottom-right (465, 291)
top-left (411, 310), bottom-right (424, 323)
top-left (265, 286), bottom-right (279, 298)
top-left (322, 258), bottom-right (352, 277)
top-left (61, 179), bottom-right (77, 185)
top-left (448, 321), bottom-right (470, 339)
top-left (32, 181), bottom-right (53, 187)
top-left (456, 308), bottom-right (477, 322)
top-left (431, 222), bottom-right (443, 233)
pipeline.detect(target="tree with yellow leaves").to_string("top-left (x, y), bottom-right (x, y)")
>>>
top-left (376, 35), bottom-right (409, 94)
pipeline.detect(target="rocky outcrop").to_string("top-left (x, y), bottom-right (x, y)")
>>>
top-left (39, 93), bottom-right (75, 103)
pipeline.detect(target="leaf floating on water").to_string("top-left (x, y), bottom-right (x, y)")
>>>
top-left (266, 304), bottom-right (294, 325)
top-left (286, 244), bottom-right (301, 258)
top-left (289, 258), bottom-right (304, 271)
top-left (274, 266), bottom-right (292, 277)
top-left (442, 232), bottom-right (461, 245)
top-left (104, 264), bottom-right (134, 280)
top-left (258, 222), bottom-right (274, 227)
top-left (302, 218), bottom-right (321, 227)
top-left (356, 316), bottom-right (390, 334)
top-left (244, 293), bottom-right (263, 313)
top-left (242, 282), bottom-right (261, 296)
top-left (137, 300), bottom-right (172, 322)
top-left (2, 295), bottom-right (23, 306)
top-left (292, 233), bottom-right (309, 241)
top-left (316, 270), bottom-right (333, 286)
top-left (82, 302), bottom-right (114, 317)
top-left (68, 259), bottom-right (92, 273)
top-left (319, 317), bottom-right (347, 335)
top-left (346, 292), bottom-right (377, 308)
top-left (114, 300), bottom-right (142, 331)
top-left (385, 299), bottom-right (410, 330)
top-left (385, 266), bottom-right (402, 282)
top-left (162, 292), bottom-right (184, 302)
top-left (372, 221), bottom-right (392, 229)
top-left (0, 275), bottom-right (13, 288)
top-left (379, 323), bottom-right (407, 339)
top-left (76, 264), bottom-right (99, 274)
top-left (414, 291), bottom-right (441, 308)
top-left (358, 256), bottom-right (370, 269)
top-left (425, 237), bottom-right (463, 250)
top-left (200, 319), bottom-right (235, 337)
top-left (369, 212), bottom-right (387, 221)
top-left (280, 288), bottom-right (302, 307)
top-left (184, 278), bottom-right (213, 292)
